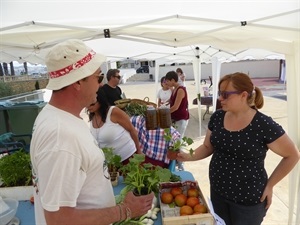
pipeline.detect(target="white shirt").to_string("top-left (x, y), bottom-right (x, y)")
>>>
top-left (90, 106), bottom-right (136, 161)
top-left (31, 104), bottom-right (115, 225)
top-left (157, 89), bottom-right (172, 105)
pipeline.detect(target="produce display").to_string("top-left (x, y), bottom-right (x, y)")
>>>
top-left (159, 181), bottom-right (214, 225)
top-left (124, 102), bottom-right (147, 117)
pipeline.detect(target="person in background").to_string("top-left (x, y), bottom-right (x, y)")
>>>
top-left (30, 39), bottom-right (153, 225)
top-left (157, 76), bottom-right (172, 107)
top-left (102, 69), bottom-right (123, 105)
top-left (165, 71), bottom-right (189, 171)
top-left (87, 87), bottom-right (142, 165)
top-left (165, 71), bottom-right (189, 137)
top-left (176, 67), bottom-right (186, 87)
top-left (177, 72), bottom-right (300, 225)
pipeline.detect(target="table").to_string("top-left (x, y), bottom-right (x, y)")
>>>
top-left (15, 171), bottom-right (195, 225)
top-left (193, 96), bottom-right (221, 120)
top-left (130, 116), bottom-right (181, 166)
top-left (200, 96), bottom-right (213, 120)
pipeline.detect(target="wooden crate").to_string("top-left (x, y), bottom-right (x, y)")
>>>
top-left (159, 181), bottom-right (214, 225)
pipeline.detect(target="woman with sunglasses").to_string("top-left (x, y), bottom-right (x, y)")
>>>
top-left (177, 72), bottom-right (299, 225)
top-left (87, 87), bottom-right (142, 165)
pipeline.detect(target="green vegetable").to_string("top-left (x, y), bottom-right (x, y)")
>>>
top-left (102, 147), bottom-right (122, 173)
top-left (163, 128), bottom-right (194, 155)
top-left (119, 154), bottom-right (171, 195)
top-left (169, 173), bottom-right (181, 182)
top-left (124, 103), bottom-right (147, 117)
top-left (0, 149), bottom-right (32, 187)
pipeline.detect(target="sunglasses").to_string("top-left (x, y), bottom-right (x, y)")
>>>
top-left (218, 91), bottom-right (241, 99)
top-left (114, 75), bottom-right (121, 79)
top-left (98, 75), bottom-right (104, 84)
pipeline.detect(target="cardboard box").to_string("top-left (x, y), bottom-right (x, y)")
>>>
top-left (159, 181), bottom-right (214, 225)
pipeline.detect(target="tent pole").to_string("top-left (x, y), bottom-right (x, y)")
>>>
top-left (287, 40), bottom-right (300, 225)
top-left (154, 60), bottom-right (160, 102)
top-left (211, 57), bottom-right (221, 112)
top-left (193, 47), bottom-right (202, 137)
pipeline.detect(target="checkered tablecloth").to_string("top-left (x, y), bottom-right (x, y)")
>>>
top-left (130, 116), bottom-right (181, 164)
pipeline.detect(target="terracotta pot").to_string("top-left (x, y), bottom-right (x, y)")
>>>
top-left (167, 149), bottom-right (179, 160)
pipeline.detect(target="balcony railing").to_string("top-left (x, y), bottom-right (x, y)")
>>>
top-left (0, 74), bottom-right (49, 83)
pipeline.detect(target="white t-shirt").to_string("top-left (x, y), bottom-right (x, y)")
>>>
top-left (31, 104), bottom-right (115, 225)
top-left (157, 89), bottom-right (172, 105)
top-left (90, 106), bottom-right (136, 161)
top-left (178, 73), bottom-right (186, 87)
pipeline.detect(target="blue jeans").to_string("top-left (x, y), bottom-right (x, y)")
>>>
top-left (173, 119), bottom-right (188, 137)
top-left (211, 189), bottom-right (267, 225)
top-left (173, 119), bottom-right (188, 171)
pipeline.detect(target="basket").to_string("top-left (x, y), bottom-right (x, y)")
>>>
top-left (114, 99), bottom-right (131, 109)
top-left (131, 97), bottom-right (157, 108)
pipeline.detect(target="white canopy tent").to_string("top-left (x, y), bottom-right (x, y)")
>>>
top-left (0, 1), bottom-right (299, 224)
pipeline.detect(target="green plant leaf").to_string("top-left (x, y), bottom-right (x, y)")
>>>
top-left (0, 149), bottom-right (32, 187)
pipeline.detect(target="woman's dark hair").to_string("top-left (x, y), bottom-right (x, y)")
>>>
top-left (88, 87), bottom-right (111, 122)
top-left (165, 71), bottom-right (178, 82)
top-left (176, 68), bottom-right (183, 74)
top-left (160, 76), bottom-right (166, 86)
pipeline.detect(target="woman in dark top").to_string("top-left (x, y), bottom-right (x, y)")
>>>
top-left (165, 71), bottom-right (189, 136)
top-left (177, 72), bottom-right (300, 225)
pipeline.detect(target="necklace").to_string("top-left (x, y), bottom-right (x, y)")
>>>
top-left (94, 115), bottom-right (103, 128)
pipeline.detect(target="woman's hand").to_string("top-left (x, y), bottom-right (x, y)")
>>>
top-left (177, 151), bottom-right (193, 162)
top-left (260, 184), bottom-right (273, 209)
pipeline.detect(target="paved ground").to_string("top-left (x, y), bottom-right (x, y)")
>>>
top-left (116, 78), bottom-right (295, 225)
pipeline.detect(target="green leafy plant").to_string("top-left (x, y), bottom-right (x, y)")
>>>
top-left (124, 102), bottom-right (147, 117)
top-left (163, 128), bottom-right (194, 156)
top-left (102, 147), bottom-right (122, 173)
top-left (120, 154), bottom-right (171, 195)
top-left (0, 149), bottom-right (32, 187)
top-left (0, 82), bottom-right (13, 98)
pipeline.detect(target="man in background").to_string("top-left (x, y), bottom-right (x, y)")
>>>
top-left (102, 69), bottom-right (123, 105)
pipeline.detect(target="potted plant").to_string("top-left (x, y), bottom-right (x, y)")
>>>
top-left (163, 128), bottom-right (194, 160)
top-left (102, 147), bottom-right (122, 186)
top-left (0, 149), bottom-right (33, 200)
top-left (120, 154), bottom-right (172, 196)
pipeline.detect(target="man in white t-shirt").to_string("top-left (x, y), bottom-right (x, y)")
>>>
top-left (30, 39), bottom-right (153, 225)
